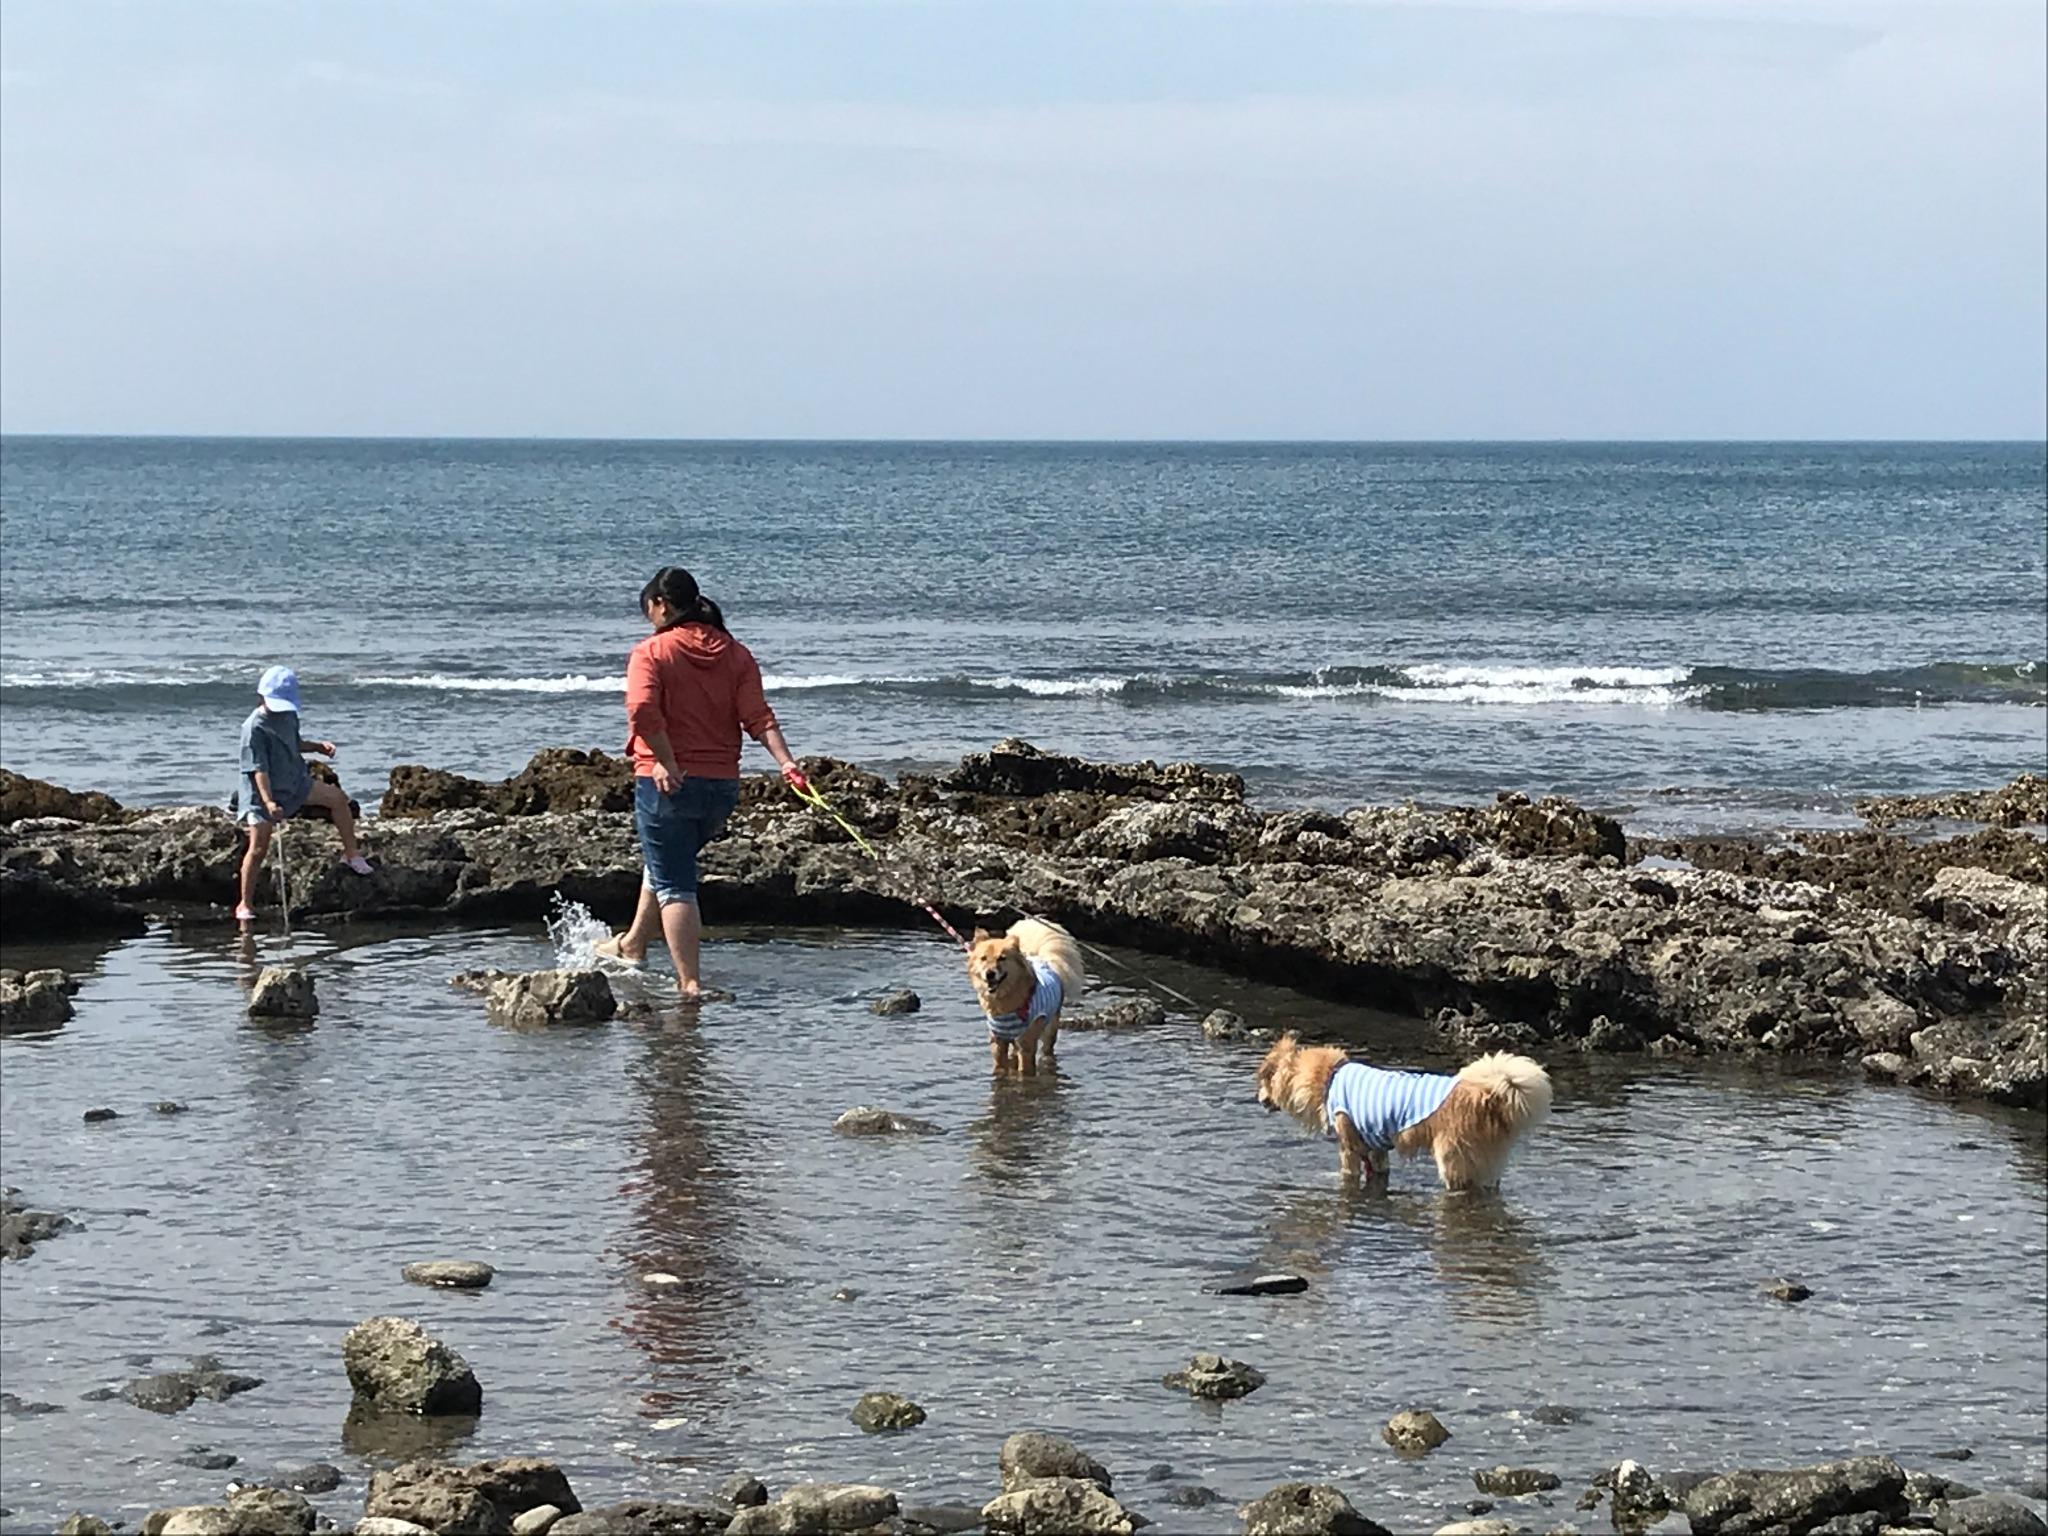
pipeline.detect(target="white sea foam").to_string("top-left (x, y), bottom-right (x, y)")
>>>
top-left (546, 892), bottom-right (615, 969)
top-left (357, 673), bottom-right (623, 694)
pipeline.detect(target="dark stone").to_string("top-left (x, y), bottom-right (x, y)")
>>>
top-left (554, 1501), bottom-right (726, 1536)
top-left (0, 1391), bottom-right (63, 1415)
top-left (901, 1503), bottom-right (986, 1535)
top-left (402, 1260), bottom-right (496, 1290)
top-left (1164, 1486), bottom-right (1225, 1508)
top-left (1383, 1409), bottom-right (1451, 1454)
top-left (1932, 1450), bottom-right (1976, 1462)
top-left (175, 1447), bottom-right (239, 1470)
top-left (3, 1189), bottom-right (78, 1261)
top-left (79, 1386), bottom-right (120, 1402)
top-left (151, 1101), bottom-right (188, 1115)
top-left (849, 1391), bottom-right (926, 1431)
top-left (1764, 1278), bottom-right (1814, 1302)
top-left (1682, 1456), bottom-right (1908, 1536)
top-left (0, 769), bottom-right (126, 826)
top-left (342, 1316), bottom-right (482, 1415)
top-left (1069, 997), bottom-right (1169, 1031)
top-left (1201, 1009), bottom-right (1247, 1039)
top-left (829, 1287), bottom-right (861, 1302)
top-left (1142, 1465), bottom-right (1174, 1483)
top-left (870, 989), bottom-right (921, 1015)
top-left (83, 1107), bottom-right (120, 1122)
top-left (1466, 1500), bottom-right (1495, 1516)
top-left (119, 1363), bottom-right (262, 1415)
top-left (1933, 1496), bottom-right (2048, 1536)
top-left (1205, 1272), bottom-right (1309, 1297)
top-left (277, 1464), bottom-right (343, 1495)
top-left (716, 1475), bottom-right (769, 1509)
top-left (1530, 1405), bottom-right (1587, 1425)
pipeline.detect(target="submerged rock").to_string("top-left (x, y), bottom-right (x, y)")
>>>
top-left (1162, 1351), bottom-right (1266, 1400)
top-left (1201, 1009), bottom-right (1248, 1039)
top-left (870, 988), bottom-right (921, 1015)
top-left (175, 1446), bottom-right (239, 1470)
top-left (2, 1188), bottom-right (77, 1260)
top-left (1763, 1278), bottom-right (1814, 1303)
top-left (56, 1516), bottom-right (117, 1536)
top-left (1932, 1495), bottom-right (2048, 1535)
top-left (832, 1106), bottom-right (942, 1136)
top-left (1239, 1482), bottom-right (1390, 1536)
top-left (247, 967), bottom-right (318, 1019)
top-left (849, 1390), bottom-right (926, 1431)
top-left (1204, 1271), bottom-right (1310, 1297)
top-left (1001, 1431), bottom-right (1113, 1493)
top-left (1681, 1456), bottom-right (1907, 1536)
top-left (1384, 1409), bottom-right (1452, 1455)
top-left (364, 1458), bottom-right (580, 1534)
top-left (342, 1317), bottom-right (482, 1416)
top-left (1164, 1486), bottom-right (1226, 1508)
top-left (119, 1358), bottom-right (263, 1415)
top-left (402, 1260), bottom-right (496, 1290)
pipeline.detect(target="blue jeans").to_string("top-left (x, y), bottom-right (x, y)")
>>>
top-left (634, 775), bottom-right (739, 907)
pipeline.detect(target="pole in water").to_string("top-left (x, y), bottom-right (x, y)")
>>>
top-left (274, 820), bottom-right (291, 940)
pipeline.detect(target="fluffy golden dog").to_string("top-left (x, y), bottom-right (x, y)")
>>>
top-left (967, 918), bottom-right (1084, 1073)
top-left (1256, 1033), bottom-right (1551, 1190)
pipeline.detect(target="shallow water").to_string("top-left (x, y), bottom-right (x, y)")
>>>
top-left (2, 920), bottom-right (2044, 1532)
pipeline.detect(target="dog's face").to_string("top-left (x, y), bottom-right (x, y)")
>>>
top-left (967, 928), bottom-right (1027, 1006)
top-left (1255, 1033), bottom-right (1303, 1111)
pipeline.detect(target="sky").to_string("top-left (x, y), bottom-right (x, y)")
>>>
top-left (0, 0), bottom-right (2042, 440)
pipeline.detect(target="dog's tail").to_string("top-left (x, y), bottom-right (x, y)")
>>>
top-left (1457, 1052), bottom-right (1553, 1136)
top-left (1009, 917), bottom-right (1085, 1002)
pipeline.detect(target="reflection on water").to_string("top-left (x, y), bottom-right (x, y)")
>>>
top-left (0, 921), bottom-right (2043, 1535)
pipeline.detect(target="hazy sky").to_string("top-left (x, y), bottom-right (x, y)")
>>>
top-left (1, 1), bottom-right (2042, 439)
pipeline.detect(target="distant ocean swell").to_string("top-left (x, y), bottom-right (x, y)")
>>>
top-left (4, 661), bottom-right (2041, 711)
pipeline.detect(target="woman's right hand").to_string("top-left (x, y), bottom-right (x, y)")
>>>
top-left (652, 763), bottom-right (682, 795)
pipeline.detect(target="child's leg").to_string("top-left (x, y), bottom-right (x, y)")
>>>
top-left (238, 821), bottom-right (273, 912)
top-left (301, 780), bottom-right (361, 859)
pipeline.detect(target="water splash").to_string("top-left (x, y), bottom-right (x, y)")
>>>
top-left (546, 892), bottom-right (614, 970)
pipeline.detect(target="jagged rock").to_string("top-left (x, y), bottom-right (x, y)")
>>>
top-left (342, 1317), bottom-right (482, 1415)
top-left (2, 1188), bottom-right (77, 1260)
top-left (870, 988), bottom-right (921, 1015)
top-left (247, 967), bottom-right (318, 1019)
top-left (1, 968), bottom-right (78, 1030)
top-left (141, 1487), bottom-right (315, 1536)
top-left (1605, 1460), bottom-right (1670, 1531)
top-left (481, 969), bottom-right (615, 1027)
top-left (1001, 1431), bottom-right (1113, 1493)
top-left (1162, 1351), bottom-right (1265, 1399)
top-left (1384, 1409), bottom-right (1452, 1454)
top-left (1239, 1482), bottom-right (1390, 1535)
top-left (1201, 1009), bottom-right (1248, 1039)
top-left (402, 1261), bottom-right (496, 1290)
top-left (982, 1478), bottom-right (1134, 1536)
top-left (383, 749), bottom-right (635, 818)
top-left (1474, 1467), bottom-right (1562, 1496)
top-left (364, 1459), bottom-right (580, 1535)
top-left (1905, 1471), bottom-right (1981, 1508)
top-left (725, 1483), bottom-right (898, 1535)
top-left (1764, 1278), bottom-right (1813, 1302)
top-left (1859, 775), bottom-right (2048, 829)
top-left (57, 1515), bottom-right (115, 1536)
top-left (1682, 1457), bottom-right (1908, 1536)
top-left (849, 1390), bottom-right (926, 1431)
top-left (832, 1106), bottom-right (942, 1136)
top-left (0, 769), bottom-right (126, 826)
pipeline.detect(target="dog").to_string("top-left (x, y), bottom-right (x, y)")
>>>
top-left (1255, 1033), bottom-right (1551, 1191)
top-left (968, 918), bottom-right (1084, 1073)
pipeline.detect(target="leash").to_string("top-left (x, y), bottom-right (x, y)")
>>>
top-left (786, 779), bottom-right (1207, 1013)
top-left (785, 779), bottom-right (971, 952)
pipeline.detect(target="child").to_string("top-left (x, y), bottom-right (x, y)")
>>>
top-left (235, 664), bottom-right (372, 922)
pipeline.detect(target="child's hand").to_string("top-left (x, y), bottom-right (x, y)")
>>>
top-left (263, 797), bottom-right (286, 821)
top-left (318, 740), bottom-right (339, 757)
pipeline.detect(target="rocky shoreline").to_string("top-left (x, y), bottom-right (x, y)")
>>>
top-left (1, 746), bottom-right (2042, 1108)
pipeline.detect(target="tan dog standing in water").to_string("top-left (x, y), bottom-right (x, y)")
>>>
top-left (1255, 1032), bottom-right (1552, 1191)
top-left (968, 918), bottom-right (1084, 1073)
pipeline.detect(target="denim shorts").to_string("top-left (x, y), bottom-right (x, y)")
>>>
top-left (634, 775), bottom-right (739, 907)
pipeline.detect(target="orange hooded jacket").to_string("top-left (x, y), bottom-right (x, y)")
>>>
top-left (624, 622), bottom-right (777, 779)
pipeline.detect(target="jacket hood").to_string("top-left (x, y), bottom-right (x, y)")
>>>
top-left (659, 622), bottom-right (732, 667)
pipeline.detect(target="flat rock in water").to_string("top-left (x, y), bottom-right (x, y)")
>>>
top-left (870, 989), bottom-right (921, 1015)
top-left (1162, 1351), bottom-right (1266, 1400)
top-left (274, 1464), bottom-right (343, 1495)
top-left (151, 1101), bottom-right (187, 1115)
top-left (1001, 1431), bottom-right (1113, 1493)
top-left (832, 1105), bottom-right (942, 1136)
top-left (119, 1362), bottom-right (263, 1415)
top-left (552, 1501), bottom-right (726, 1535)
top-left (1531, 1404), bottom-right (1589, 1426)
top-left (901, 1503), bottom-right (986, 1535)
top-left (1933, 1496), bottom-right (2048, 1536)
top-left (82, 1107), bottom-right (119, 1122)
top-left (0, 1391), bottom-right (63, 1415)
top-left (1068, 997), bottom-right (1169, 1031)
top-left (1239, 1482), bottom-right (1390, 1536)
top-left (1204, 1271), bottom-right (1309, 1297)
top-left (342, 1316), bottom-right (482, 1416)
top-left (174, 1446), bottom-right (238, 1470)
top-left (1384, 1409), bottom-right (1452, 1455)
top-left (1473, 1466), bottom-right (1561, 1496)
top-left (850, 1391), bottom-right (926, 1431)
top-left (727, 1484), bottom-right (898, 1536)
top-left (402, 1260), bottom-right (496, 1290)
top-left (247, 966), bottom-right (318, 1019)
top-left (1764, 1278), bottom-right (1814, 1303)
top-left (1164, 1487), bottom-right (1225, 1509)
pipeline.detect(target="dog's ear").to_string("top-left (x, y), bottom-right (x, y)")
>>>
top-left (970, 927), bottom-right (993, 943)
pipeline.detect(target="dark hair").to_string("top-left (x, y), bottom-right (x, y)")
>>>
top-left (639, 566), bottom-right (727, 633)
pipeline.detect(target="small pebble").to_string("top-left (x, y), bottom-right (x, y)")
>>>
top-left (831, 1287), bottom-right (861, 1303)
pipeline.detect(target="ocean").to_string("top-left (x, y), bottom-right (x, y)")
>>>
top-left (2, 438), bottom-right (2042, 834)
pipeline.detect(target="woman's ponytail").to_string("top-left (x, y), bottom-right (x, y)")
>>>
top-left (640, 566), bottom-right (728, 633)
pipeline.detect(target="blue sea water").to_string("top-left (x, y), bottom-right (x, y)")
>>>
top-left (1, 438), bottom-right (2042, 833)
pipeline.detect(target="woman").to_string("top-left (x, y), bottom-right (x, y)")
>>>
top-left (596, 566), bottom-right (808, 1000)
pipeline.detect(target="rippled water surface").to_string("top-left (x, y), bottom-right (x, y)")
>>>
top-left (2, 921), bottom-right (2045, 1532)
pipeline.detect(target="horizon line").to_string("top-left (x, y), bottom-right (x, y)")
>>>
top-left (4, 432), bottom-right (2044, 447)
